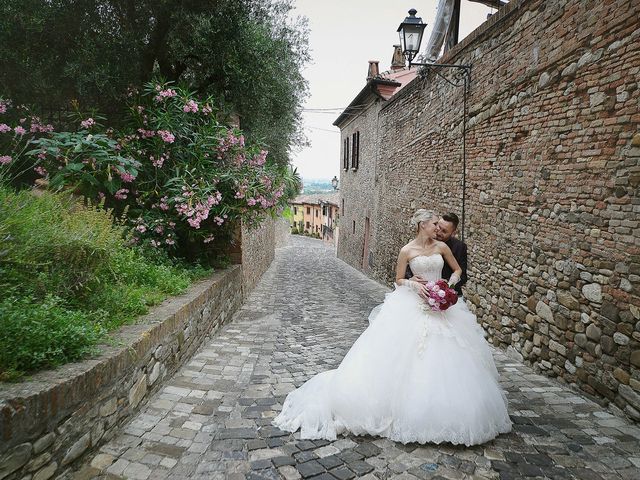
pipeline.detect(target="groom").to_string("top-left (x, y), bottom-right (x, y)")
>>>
top-left (406, 212), bottom-right (468, 297)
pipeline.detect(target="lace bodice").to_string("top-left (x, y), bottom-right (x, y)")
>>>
top-left (408, 254), bottom-right (444, 282)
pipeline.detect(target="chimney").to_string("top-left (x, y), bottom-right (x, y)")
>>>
top-left (391, 45), bottom-right (405, 71)
top-left (367, 60), bottom-right (380, 80)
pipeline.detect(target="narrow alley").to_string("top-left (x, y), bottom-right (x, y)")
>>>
top-left (80, 236), bottom-right (640, 480)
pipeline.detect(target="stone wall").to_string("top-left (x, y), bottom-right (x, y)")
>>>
top-left (275, 217), bottom-right (291, 248)
top-left (337, 94), bottom-right (384, 273)
top-left (365, 0), bottom-right (640, 418)
top-left (241, 217), bottom-right (276, 295)
top-left (0, 266), bottom-right (243, 480)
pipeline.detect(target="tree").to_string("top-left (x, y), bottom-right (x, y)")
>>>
top-left (0, 0), bottom-right (309, 165)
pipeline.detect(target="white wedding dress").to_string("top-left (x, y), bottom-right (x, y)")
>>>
top-left (273, 254), bottom-right (512, 446)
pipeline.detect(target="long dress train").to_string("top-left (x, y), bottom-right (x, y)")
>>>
top-left (273, 254), bottom-right (512, 446)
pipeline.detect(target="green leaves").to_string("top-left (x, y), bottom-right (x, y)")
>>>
top-left (0, 0), bottom-right (309, 166)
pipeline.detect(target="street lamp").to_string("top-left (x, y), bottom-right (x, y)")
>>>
top-left (397, 9), bottom-right (427, 66)
top-left (396, 9), bottom-right (471, 241)
top-left (331, 176), bottom-right (339, 191)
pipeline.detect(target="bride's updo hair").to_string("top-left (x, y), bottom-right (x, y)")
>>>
top-left (409, 209), bottom-right (438, 233)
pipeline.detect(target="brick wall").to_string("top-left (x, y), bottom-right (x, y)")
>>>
top-left (357, 0), bottom-right (639, 419)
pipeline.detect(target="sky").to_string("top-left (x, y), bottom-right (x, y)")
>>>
top-left (289, 0), bottom-right (500, 182)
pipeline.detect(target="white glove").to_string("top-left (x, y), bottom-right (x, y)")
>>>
top-left (448, 274), bottom-right (460, 287)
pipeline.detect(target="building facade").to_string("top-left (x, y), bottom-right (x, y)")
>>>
top-left (334, 53), bottom-right (416, 273)
top-left (290, 193), bottom-right (340, 244)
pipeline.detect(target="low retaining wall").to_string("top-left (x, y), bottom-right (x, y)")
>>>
top-left (0, 265), bottom-right (243, 480)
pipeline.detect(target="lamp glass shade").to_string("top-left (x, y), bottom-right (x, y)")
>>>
top-left (397, 9), bottom-right (426, 59)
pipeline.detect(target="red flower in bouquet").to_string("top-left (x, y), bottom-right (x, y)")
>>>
top-left (421, 280), bottom-right (459, 312)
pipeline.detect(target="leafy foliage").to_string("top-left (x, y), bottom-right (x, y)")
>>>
top-left (0, 0), bottom-right (310, 165)
top-left (5, 82), bottom-right (301, 261)
top-left (0, 186), bottom-right (208, 380)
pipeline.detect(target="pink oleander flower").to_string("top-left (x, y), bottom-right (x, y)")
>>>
top-left (202, 105), bottom-right (213, 115)
top-left (29, 117), bottom-right (54, 133)
top-left (203, 235), bottom-right (215, 243)
top-left (250, 149), bottom-right (268, 166)
top-left (0, 100), bottom-right (10, 114)
top-left (0, 124), bottom-right (10, 133)
top-left (98, 192), bottom-right (105, 200)
top-left (137, 128), bottom-right (155, 138)
top-left (154, 225), bottom-right (164, 234)
top-left (213, 216), bottom-right (225, 226)
top-left (37, 151), bottom-right (47, 160)
top-left (80, 118), bottom-right (95, 129)
top-left (158, 196), bottom-right (170, 211)
top-left (119, 170), bottom-right (136, 183)
top-left (0, 155), bottom-right (12, 165)
top-left (14, 126), bottom-right (26, 135)
top-left (183, 100), bottom-right (198, 113)
top-left (150, 240), bottom-right (160, 248)
top-left (154, 88), bottom-right (177, 102)
top-left (137, 105), bottom-right (145, 114)
top-left (157, 130), bottom-right (175, 143)
top-left (165, 237), bottom-right (176, 245)
top-left (247, 197), bottom-right (257, 206)
top-left (135, 224), bottom-right (147, 233)
top-left (34, 166), bottom-right (47, 176)
top-left (151, 154), bottom-right (166, 168)
top-left (114, 188), bottom-right (129, 200)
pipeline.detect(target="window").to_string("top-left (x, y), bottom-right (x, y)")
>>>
top-left (343, 138), bottom-right (350, 170)
top-left (322, 206), bottom-right (327, 216)
top-left (315, 210), bottom-right (318, 217)
top-left (306, 221), bottom-right (310, 229)
top-left (351, 131), bottom-right (360, 170)
top-left (342, 199), bottom-right (345, 216)
top-left (352, 220), bottom-right (356, 234)
top-left (306, 207), bottom-right (310, 214)
top-left (293, 207), bottom-right (297, 215)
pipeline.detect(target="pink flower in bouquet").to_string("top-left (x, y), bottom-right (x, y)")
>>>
top-left (421, 280), bottom-right (458, 312)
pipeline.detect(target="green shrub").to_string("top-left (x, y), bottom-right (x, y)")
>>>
top-left (0, 186), bottom-right (208, 380)
top-left (0, 296), bottom-right (105, 381)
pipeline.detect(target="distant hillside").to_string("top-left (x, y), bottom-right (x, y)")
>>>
top-left (302, 179), bottom-right (334, 194)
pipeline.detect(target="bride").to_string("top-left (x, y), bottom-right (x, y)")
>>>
top-left (273, 209), bottom-right (512, 446)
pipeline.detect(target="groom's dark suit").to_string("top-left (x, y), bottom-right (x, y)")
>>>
top-left (405, 236), bottom-right (468, 296)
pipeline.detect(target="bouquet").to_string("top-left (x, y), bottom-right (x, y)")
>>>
top-left (421, 280), bottom-right (458, 312)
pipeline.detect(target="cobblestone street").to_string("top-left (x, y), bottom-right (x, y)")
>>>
top-left (80, 236), bottom-right (640, 480)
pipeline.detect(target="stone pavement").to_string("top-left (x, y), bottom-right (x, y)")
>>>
top-left (77, 236), bottom-right (640, 480)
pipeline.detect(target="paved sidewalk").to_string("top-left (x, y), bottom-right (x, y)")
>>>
top-left (78, 236), bottom-right (640, 480)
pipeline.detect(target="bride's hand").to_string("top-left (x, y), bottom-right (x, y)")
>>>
top-left (407, 279), bottom-right (430, 301)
